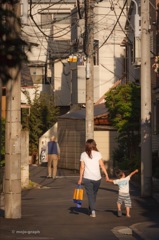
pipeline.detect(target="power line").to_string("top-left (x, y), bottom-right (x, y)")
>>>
top-left (111, 0), bottom-right (132, 44)
top-left (99, 0), bottom-right (127, 49)
top-left (29, 0), bottom-right (79, 39)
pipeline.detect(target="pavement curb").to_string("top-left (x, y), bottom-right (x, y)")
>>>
top-left (130, 222), bottom-right (154, 240)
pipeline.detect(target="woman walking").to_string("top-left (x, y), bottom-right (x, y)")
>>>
top-left (78, 139), bottom-right (108, 218)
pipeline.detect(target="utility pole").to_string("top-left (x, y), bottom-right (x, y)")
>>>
top-left (140, 0), bottom-right (152, 197)
top-left (4, 1), bottom-right (21, 218)
top-left (84, 0), bottom-right (94, 140)
top-left (0, 79), bottom-right (2, 163)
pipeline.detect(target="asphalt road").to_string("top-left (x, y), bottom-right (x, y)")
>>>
top-left (0, 165), bottom-right (159, 240)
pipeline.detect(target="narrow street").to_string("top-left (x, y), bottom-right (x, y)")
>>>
top-left (0, 165), bottom-right (159, 240)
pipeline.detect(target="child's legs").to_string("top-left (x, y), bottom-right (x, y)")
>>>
top-left (124, 194), bottom-right (132, 216)
top-left (126, 207), bottom-right (130, 216)
top-left (117, 202), bottom-right (122, 211)
top-left (117, 194), bottom-right (123, 211)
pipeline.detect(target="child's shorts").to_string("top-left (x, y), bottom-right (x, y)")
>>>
top-left (117, 193), bottom-right (132, 208)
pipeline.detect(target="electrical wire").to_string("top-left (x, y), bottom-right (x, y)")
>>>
top-left (28, 0), bottom-right (76, 61)
top-left (111, 0), bottom-right (132, 44)
top-left (99, 0), bottom-right (127, 49)
top-left (27, 0), bottom-right (138, 83)
top-left (29, 0), bottom-right (79, 39)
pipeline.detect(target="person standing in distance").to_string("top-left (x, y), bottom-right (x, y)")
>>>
top-left (47, 136), bottom-right (60, 179)
top-left (78, 139), bottom-right (109, 218)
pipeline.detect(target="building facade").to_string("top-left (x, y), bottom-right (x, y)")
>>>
top-left (123, 0), bottom-right (159, 157)
top-left (21, 0), bottom-right (159, 169)
top-left (22, 0), bottom-right (126, 112)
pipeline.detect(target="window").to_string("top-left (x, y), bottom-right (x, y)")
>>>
top-left (30, 65), bottom-right (52, 84)
top-left (41, 14), bottom-right (52, 29)
top-left (40, 11), bottom-right (70, 28)
top-left (53, 13), bottom-right (70, 24)
top-left (30, 66), bottom-right (45, 84)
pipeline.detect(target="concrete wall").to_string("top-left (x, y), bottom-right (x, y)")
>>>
top-left (94, 130), bottom-right (118, 174)
top-left (21, 130), bottom-right (29, 188)
top-left (54, 62), bottom-right (71, 106)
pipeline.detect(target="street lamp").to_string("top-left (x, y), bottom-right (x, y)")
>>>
top-left (132, 0), bottom-right (141, 66)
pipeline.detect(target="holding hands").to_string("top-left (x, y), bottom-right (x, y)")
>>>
top-left (105, 175), bottom-right (109, 182)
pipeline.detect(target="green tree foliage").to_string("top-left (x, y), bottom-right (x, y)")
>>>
top-left (0, 1), bottom-right (29, 168)
top-left (105, 83), bottom-right (140, 132)
top-left (22, 88), bottom-right (59, 155)
top-left (105, 83), bottom-right (141, 170)
top-left (0, 1), bottom-right (28, 84)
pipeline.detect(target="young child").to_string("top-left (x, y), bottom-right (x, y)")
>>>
top-left (107, 168), bottom-right (138, 217)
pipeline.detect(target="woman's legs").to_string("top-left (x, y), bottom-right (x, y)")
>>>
top-left (93, 179), bottom-right (101, 202)
top-left (84, 178), bottom-right (101, 213)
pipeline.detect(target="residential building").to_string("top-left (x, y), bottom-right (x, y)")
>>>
top-left (22, 0), bottom-right (128, 166)
top-left (123, 0), bottom-right (159, 159)
top-left (22, 0), bottom-right (127, 113)
top-left (152, 0), bottom-right (159, 157)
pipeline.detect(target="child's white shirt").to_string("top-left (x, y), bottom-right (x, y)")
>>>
top-left (113, 176), bottom-right (130, 194)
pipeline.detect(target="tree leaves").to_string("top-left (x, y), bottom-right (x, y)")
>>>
top-left (22, 88), bottom-right (59, 154)
top-left (105, 83), bottom-right (141, 165)
top-left (0, 2), bottom-right (28, 84)
top-left (105, 83), bottom-right (141, 132)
